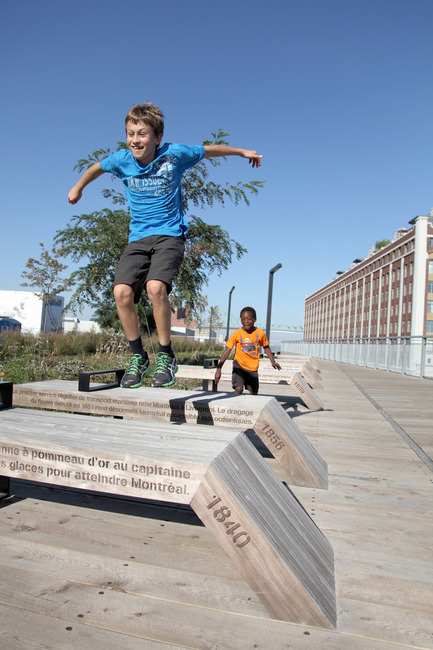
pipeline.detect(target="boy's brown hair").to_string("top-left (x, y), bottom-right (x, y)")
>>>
top-left (125, 102), bottom-right (165, 139)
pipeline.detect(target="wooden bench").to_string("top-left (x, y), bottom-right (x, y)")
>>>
top-left (279, 354), bottom-right (320, 372)
top-left (215, 359), bottom-right (323, 391)
top-left (14, 380), bottom-right (328, 489)
top-left (175, 365), bottom-right (325, 411)
top-left (0, 406), bottom-right (336, 628)
top-left (271, 359), bottom-right (321, 381)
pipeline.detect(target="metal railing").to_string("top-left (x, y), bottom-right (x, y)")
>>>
top-left (281, 336), bottom-right (433, 379)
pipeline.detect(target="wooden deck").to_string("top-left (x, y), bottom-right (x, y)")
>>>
top-left (1, 360), bottom-right (433, 648)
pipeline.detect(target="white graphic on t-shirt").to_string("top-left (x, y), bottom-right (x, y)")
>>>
top-left (240, 333), bottom-right (259, 356)
top-left (126, 155), bottom-right (178, 195)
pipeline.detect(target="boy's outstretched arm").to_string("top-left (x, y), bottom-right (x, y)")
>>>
top-left (214, 346), bottom-right (232, 384)
top-left (264, 345), bottom-right (281, 370)
top-left (204, 145), bottom-right (262, 168)
top-left (68, 162), bottom-right (106, 204)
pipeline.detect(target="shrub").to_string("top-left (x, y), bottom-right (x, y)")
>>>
top-left (0, 331), bottom-right (225, 385)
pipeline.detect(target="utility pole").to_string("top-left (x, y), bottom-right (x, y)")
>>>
top-left (266, 263), bottom-right (282, 342)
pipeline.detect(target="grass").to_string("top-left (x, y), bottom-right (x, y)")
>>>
top-left (0, 330), bottom-right (225, 388)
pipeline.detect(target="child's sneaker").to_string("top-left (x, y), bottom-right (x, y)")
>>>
top-left (152, 352), bottom-right (178, 387)
top-left (120, 354), bottom-right (150, 388)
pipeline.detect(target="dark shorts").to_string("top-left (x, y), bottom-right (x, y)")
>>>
top-left (114, 235), bottom-right (185, 303)
top-left (232, 360), bottom-right (259, 394)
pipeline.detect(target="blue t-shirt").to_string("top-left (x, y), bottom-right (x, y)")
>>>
top-left (100, 143), bottom-right (205, 242)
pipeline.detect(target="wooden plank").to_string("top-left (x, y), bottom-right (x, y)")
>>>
top-left (176, 364), bottom-right (325, 402)
top-left (279, 354), bottom-right (321, 372)
top-left (176, 364), bottom-right (296, 384)
top-left (0, 568), bottom-right (391, 650)
top-left (3, 476), bottom-right (432, 649)
top-left (3, 355), bottom-right (433, 648)
top-left (215, 359), bottom-right (323, 390)
top-left (0, 604), bottom-right (177, 649)
top-left (14, 381), bottom-right (328, 489)
top-left (0, 534), bottom-right (266, 616)
top-left (0, 407), bottom-right (336, 627)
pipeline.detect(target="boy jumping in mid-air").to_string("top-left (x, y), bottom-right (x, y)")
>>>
top-left (68, 102), bottom-right (262, 389)
top-left (214, 307), bottom-right (281, 395)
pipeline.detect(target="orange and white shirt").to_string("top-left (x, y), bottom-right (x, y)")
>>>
top-left (226, 327), bottom-right (269, 372)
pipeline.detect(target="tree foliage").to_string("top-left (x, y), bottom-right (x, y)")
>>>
top-left (55, 130), bottom-right (263, 328)
top-left (21, 243), bottom-right (76, 331)
top-left (374, 239), bottom-right (391, 251)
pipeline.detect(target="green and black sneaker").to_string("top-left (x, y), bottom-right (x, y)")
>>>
top-left (152, 352), bottom-right (178, 387)
top-left (120, 354), bottom-right (151, 388)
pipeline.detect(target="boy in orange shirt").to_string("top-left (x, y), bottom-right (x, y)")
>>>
top-left (214, 306), bottom-right (281, 395)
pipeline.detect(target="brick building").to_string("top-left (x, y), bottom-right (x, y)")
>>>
top-left (304, 213), bottom-right (433, 341)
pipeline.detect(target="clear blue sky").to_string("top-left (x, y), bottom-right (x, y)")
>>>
top-left (1, 0), bottom-right (432, 332)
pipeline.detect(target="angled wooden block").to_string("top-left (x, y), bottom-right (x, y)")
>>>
top-left (303, 361), bottom-right (321, 381)
top-left (14, 381), bottom-right (328, 488)
top-left (192, 434), bottom-right (336, 628)
top-left (0, 407), bottom-right (336, 628)
top-left (299, 366), bottom-right (322, 390)
top-left (289, 373), bottom-right (324, 411)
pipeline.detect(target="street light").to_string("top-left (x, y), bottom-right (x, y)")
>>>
top-left (265, 263), bottom-right (282, 342)
top-left (226, 286), bottom-right (235, 341)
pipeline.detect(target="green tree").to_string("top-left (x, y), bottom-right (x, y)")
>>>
top-left (56, 130), bottom-right (262, 328)
top-left (194, 303), bottom-right (224, 341)
top-left (21, 243), bottom-right (75, 332)
top-left (374, 239), bottom-right (391, 251)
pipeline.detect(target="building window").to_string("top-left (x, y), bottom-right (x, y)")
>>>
top-left (428, 301), bottom-right (433, 314)
top-left (428, 281), bottom-right (433, 294)
top-left (429, 260), bottom-right (433, 275)
top-left (426, 321), bottom-right (433, 333)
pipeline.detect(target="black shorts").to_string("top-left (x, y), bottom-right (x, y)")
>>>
top-left (232, 360), bottom-right (259, 394)
top-left (114, 235), bottom-right (185, 303)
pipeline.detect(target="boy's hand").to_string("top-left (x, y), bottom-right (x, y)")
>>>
top-left (67, 163), bottom-right (104, 205)
top-left (204, 145), bottom-right (262, 167)
top-left (214, 368), bottom-right (222, 384)
top-left (68, 186), bottom-right (82, 204)
top-left (272, 361), bottom-right (282, 370)
top-left (241, 150), bottom-right (262, 168)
